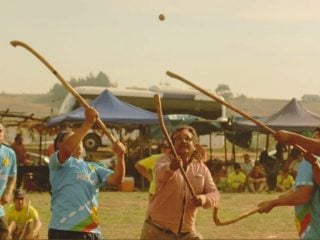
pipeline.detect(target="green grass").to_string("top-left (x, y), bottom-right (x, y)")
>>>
top-left (22, 191), bottom-right (297, 239)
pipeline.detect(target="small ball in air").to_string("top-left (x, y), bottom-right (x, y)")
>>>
top-left (159, 14), bottom-right (165, 21)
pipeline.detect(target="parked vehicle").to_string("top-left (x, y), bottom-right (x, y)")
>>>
top-left (58, 86), bottom-right (225, 151)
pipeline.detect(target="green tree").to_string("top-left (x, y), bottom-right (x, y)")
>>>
top-left (48, 71), bottom-right (116, 104)
top-left (215, 84), bottom-right (233, 99)
top-left (235, 94), bottom-right (247, 99)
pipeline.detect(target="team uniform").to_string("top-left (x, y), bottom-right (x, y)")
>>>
top-left (294, 159), bottom-right (320, 239)
top-left (48, 152), bottom-right (113, 238)
top-left (0, 144), bottom-right (17, 240)
top-left (0, 145), bottom-right (17, 217)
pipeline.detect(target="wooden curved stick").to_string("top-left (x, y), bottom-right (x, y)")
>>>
top-left (11, 40), bottom-right (116, 144)
top-left (166, 71), bottom-right (309, 155)
top-left (154, 94), bottom-right (197, 198)
top-left (213, 207), bottom-right (259, 226)
top-left (166, 70), bottom-right (320, 224)
top-left (167, 71), bottom-right (276, 133)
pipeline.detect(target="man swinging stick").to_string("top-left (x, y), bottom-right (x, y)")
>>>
top-left (166, 71), bottom-right (320, 238)
top-left (140, 95), bottom-right (220, 240)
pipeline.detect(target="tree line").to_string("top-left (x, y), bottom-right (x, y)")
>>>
top-left (48, 71), bottom-right (116, 106)
top-left (46, 71), bottom-right (244, 109)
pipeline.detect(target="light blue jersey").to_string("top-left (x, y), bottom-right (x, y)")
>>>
top-left (0, 144), bottom-right (17, 217)
top-left (295, 159), bottom-right (320, 240)
top-left (49, 152), bottom-right (113, 234)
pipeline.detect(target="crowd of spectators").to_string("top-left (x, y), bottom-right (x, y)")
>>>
top-left (207, 145), bottom-right (300, 193)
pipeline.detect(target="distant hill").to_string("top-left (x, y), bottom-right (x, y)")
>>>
top-left (1, 93), bottom-right (320, 120)
top-left (0, 93), bottom-right (59, 118)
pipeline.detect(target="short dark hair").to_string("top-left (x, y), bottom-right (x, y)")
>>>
top-left (14, 188), bottom-right (25, 199)
top-left (54, 130), bottom-right (72, 151)
top-left (14, 133), bottom-right (22, 142)
top-left (234, 163), bottom-right (241, 170)
top-left (290, 148), bottom-right (302, 159)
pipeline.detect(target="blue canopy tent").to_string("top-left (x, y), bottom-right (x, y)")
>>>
top-left (46, 89), bottom-right (170, 153)
top-left (46, 89), bottom-right (167, 127)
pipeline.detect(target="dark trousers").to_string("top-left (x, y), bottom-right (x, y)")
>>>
top-left (0, 216), bottom-right (9, 240)
top-left (48, 228), bottom-right (102, 240)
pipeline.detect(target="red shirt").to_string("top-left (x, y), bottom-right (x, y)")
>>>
top-left (11, 142), bottom-right (27, 165)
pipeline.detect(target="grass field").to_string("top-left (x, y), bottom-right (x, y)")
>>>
top-left (20, 191), bottom-right (298, 239)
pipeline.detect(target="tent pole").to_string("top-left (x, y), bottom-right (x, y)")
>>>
top-left (139, 125), bottom-right (145, 191)
top-left (266, 134), bottom-right (270, 152)
top-left (224, 133), bottom-right (228, 175)
top-left (232, 131), bottom-right (236, 162)
top-left (147, 126), bottom-right (152, 156)
top-left (255, 132), bottom-right (260, 161)
top-left (209, 133), bottom-right (213, 160)
top-left (39, 132), bottom-right (42, 165)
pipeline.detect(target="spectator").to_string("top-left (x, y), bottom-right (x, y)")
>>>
top-left (140, 126), bottom-right (220, 240)
top-left (266, 157), bottom-right (283, 192)
top-left (288, 148), bottom-right (304, 179)
top-left (248, 164), bottom-right (267, 193)
top-left (207, 159), bottom-right (227, 192)
top-left (7, 188), bottom-right (42, 240)
top-left (240, 153), bottom-right (253, 176)
top-left (11, 134), bottom-right (32, 166)
top-left (46, 143), bottom-right (54, 157)
top-left (226, 163), bottom-right (246, 192)
top-left (275, 143), bottom-right (286, 163)
top-left (135, 140), bottom-right (170, 196)
top-left (258, 150), bottom-right (269, 168)
top-left (258, 146), bottom-right (284, 192)
top-left (266, 144), bottom-right (285, 191)
top-left (275, 169), bottom-right (295, 192)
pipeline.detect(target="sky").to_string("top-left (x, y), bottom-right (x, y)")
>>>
top-left (1, 0), bottom-right (320, 99)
